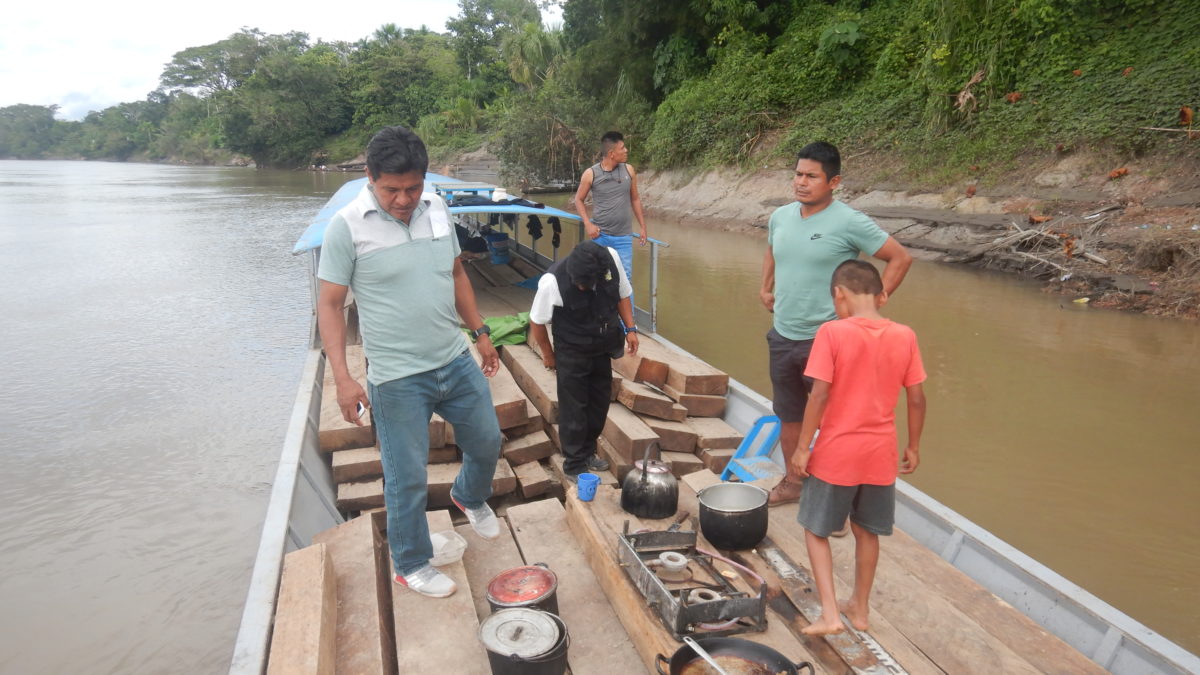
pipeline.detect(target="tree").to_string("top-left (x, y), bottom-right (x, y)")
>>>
top-left (447, 0), bottom-right (541, 81)
top-left (0, 104), bottom-right (63, 158)
top-left (224, 43), bottom-right (352, 167)
top-left (502, 23), bottom-right (564, 89)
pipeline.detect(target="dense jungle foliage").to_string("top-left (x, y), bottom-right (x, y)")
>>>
top-left (1, 0), bottom-right (1196, 182)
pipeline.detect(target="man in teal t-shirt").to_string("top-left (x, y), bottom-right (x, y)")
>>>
top-left (760, 141), bottom-right (913, 506)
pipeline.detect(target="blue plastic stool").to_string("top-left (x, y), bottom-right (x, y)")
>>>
top-left (720, 415), bottom-right (784, 482)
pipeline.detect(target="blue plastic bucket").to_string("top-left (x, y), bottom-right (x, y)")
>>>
top-left (486, 233), bottom-right (511, 264)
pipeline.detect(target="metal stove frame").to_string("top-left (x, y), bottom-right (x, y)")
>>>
top-left (616, 525), bottom-right (767, 640)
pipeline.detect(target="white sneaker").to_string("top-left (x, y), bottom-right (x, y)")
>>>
top-left (396, 564), bottom-right (457, 598)
top-left (452, 495), bottom-right (501, 539)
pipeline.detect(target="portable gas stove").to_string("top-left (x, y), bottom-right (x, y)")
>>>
top-left (616, 524), bottom-right (767, 639)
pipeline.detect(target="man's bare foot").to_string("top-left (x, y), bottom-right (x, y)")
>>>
top-left (801, 615), bottom-right (846, 636)
top-left (840, 600), bottom-right (869, 631)
top-left (768, 479), bottom-right (802, 506)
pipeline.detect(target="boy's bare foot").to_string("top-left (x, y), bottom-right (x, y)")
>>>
top-left (840, 600), bottom-right (870, 631)
top-left (801, 615), bottom-right (846, 636)
top-left (768, 479), bottom-right (801, 506)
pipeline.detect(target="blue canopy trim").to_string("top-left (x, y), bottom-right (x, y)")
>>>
top-left (292, 173), bottom-right (580, 255)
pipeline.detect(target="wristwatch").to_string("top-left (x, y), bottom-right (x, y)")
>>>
top-left (625, 325), bottom-right (638, 335)
top-left (471, 324), bottom-right (492, 340)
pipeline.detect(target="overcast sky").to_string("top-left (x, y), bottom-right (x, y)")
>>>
top-left (1, 0), bottom-right (558, 121)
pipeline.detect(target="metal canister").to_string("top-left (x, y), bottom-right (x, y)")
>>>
top-left (486, 563), bottom-right (559, 615)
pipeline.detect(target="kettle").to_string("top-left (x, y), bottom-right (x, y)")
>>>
top-left (620, 443), bottom-right (679, 519)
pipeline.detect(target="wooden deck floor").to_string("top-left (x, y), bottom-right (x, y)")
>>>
top-left (267, 257), bottom-right (1104, 674)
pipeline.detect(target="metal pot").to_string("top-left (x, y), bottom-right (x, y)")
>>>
top-left (479, 608), bottom-right (570, 675)
top-left (486, 563), bottom-right (559, 615)
top-left (655, 636), bottom-right (813, 675)
top-left (697, 483), bottom-right (769, 550)
top-left (621, 443), bottom-right (679, 519)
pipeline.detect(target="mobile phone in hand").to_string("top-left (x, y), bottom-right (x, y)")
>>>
top-left (355, 402), bottom-right (366, 419)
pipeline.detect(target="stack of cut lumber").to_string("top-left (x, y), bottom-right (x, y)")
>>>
top-left (326, 337), bottom-right (549, 513)
top-left (604, 333), bottom-right (743, 481)
top-left (327, 255), bottom-right (567, 514)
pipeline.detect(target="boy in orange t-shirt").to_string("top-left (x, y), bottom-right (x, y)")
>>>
top-left (792, 259), bottom-right (927, 636)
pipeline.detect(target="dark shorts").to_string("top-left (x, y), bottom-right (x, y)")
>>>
top-left (766, 328), bottom-right (814, 423)
top-left (797, 475), bottom-right (895, 537)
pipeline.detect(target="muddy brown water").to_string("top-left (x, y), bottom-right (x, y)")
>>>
top-left (528, 191), bottom-right (1200, 656)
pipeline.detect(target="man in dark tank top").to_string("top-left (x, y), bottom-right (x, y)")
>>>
top-left (573, 131), bottom-right (649, 306)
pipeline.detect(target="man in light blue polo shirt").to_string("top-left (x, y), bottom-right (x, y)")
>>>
top-left (760, 141), bottom-right (913, 507)
top-left (316, 126), bottom-right (502, 598)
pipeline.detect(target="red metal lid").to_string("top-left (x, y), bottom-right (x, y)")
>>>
top-left (486, 565), bottom-right (558, 606)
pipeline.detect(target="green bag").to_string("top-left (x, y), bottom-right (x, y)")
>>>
top-left (465, 312), bottom-right (530, 347)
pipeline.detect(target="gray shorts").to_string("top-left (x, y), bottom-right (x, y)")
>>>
top-left (797, 475), bottom-right (895, 537)
top-left (766, 328), bottom-right (813, 423)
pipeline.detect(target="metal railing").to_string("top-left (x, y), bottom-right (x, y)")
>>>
top-left (502, 219), bottom-right (669, 333)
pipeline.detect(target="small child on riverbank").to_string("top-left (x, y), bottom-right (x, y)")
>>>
top-left (791, 259), bottom-right (927, 636)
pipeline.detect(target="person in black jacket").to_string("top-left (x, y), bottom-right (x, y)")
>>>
top-left (528, 241), bottom-right (639, 481)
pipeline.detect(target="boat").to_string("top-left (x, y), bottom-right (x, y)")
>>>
top-left (229, 173), bottom-right (1200, 674)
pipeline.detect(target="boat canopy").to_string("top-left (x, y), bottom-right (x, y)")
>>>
top-left (292, 173), bottom-right (581, 255)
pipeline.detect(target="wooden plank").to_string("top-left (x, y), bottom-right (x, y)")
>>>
top-left (698, 447), bottom-right (736, 474)
top-left (429, 446), bottom-right (459, 464)
top-left (875, 529), bottom-right (1107, 674)
top-left (464, 259), bottom-right (499, 288)
top-left (507, 498), bottom-right (647, 675)
top-left (514, 460), bottom-right (551, 498)
top-left (393, 511), bottom-right (490, 674)
top-left (470, 284), bottom-right (517, 317)
top-left (485, 279), bottom-right (536, 309)
top-left (611, 370), bottom-right (623, 401)
top-left (597, 436), bottom-right (634, 484)
top-left (662, 383), bottom-right (727, 418)
top-left (332, 446), bottom-right (382, 484)
top-left (466, 258), bottom-right (505, 288)
top-left (548, 452), bottom-right (618, 486)
top-left (338, 479), bottom-right (384, 512)
top-left (612, 344), bottom-right (669, 388)
top-left (660, 450), bottom-right (704, 477)
top-left (766, 503), bottom-right (1047, 674)
top-left (633, 335), bottom-right (729, 395)
top-left (617, 379), bottom-right (687, 422)
top-left (639, 415), bottom-right (697, 453)
top-left (563, 486), bottom-right (676, 671)
top-left (469, 343), bottom-right (529, 430)
top-left (311, 515), bottom-right (397, 675)
top-left (685, 416), bottom-right (743, 450)
top-left (501, 429), bottom-right (554, 465)
top-left (268, 544), bottom-right (336, 675)
top-left (483, 259), bottom-right (526, 286)
top-left (738, 538), bottom-right (934, 675)
top-left (600, 402), bottom-right (659, 465)
top-left (499, 343), bottom-right (558, 424)
top-left (428, 414), bottom-right (446, 449)
top-left (503, 400), bottom-right (545, 439)
top-left (508, 257), bottom-right (541, 279)
top-left (456, 518), bottom-right (525, 620)
top-left (320, 346), bottom-right (375, 452)
top-left (339, 460), bottom-right (516, 511)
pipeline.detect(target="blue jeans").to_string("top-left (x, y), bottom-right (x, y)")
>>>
top-left (594, 232), bottom-right (634, 310)
top-left (368, 350), bottom-right (501, 575)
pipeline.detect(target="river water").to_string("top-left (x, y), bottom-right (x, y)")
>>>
top-left (0, 161), bottom-right (1195, 673)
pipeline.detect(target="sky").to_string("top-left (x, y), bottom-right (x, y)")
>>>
top-left (0, 0), bottom-right (557, 121)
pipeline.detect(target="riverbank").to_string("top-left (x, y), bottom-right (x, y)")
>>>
top-left (637, 150), bottom-right (1200, 319)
